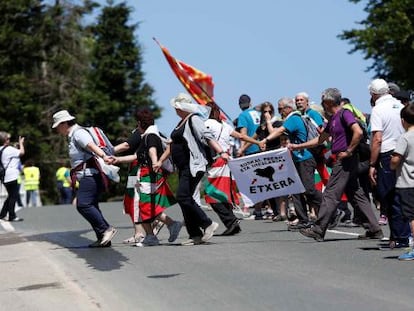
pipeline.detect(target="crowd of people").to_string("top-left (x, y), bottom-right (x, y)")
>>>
top-left (2, 78), bottom-right (414, 261)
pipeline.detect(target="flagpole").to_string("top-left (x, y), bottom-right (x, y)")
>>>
top-left (153, 38), bottom-right (234, 123)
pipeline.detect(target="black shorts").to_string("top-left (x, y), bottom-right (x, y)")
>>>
top-left (396, 188), bottom-right (414, 221)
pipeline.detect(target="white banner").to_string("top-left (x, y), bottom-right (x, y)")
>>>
top-left (228, 148), bottom-right (305, 204)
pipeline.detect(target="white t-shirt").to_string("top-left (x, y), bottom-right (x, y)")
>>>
top-left (1, 145), bottom-right (21, 183)
top-left (370, 94), bottom-right (404, 153)
top-left (204, 119), bottom-right (235, 153)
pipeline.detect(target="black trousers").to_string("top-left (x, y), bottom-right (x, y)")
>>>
top-left (176, 167), bottom-right (212, 238)
top-left (292, 158), bottom-right (322, 223)
top-left (210, 202), bottom-right (238, 228)
top-left (0, 179), bottom-right (19, 220)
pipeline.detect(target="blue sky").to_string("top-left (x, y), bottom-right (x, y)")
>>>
top-left (100, 0), bottom-right (374, 134)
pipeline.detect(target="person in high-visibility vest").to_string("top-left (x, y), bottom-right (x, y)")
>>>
top-left (23, 159), bottom-right (40, 207)
top-left (56, 160), bottom-right (73, 204)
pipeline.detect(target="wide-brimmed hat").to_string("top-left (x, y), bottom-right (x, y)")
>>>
top-left (52, 110), bottom-right (75, 128)
top-left (170, 93), bottom-right (211, 119)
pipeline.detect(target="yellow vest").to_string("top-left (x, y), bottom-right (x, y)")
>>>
top-left (23, 166), bottom-right (40, 190)
top-left (56, 167), bottom-right (71, 188)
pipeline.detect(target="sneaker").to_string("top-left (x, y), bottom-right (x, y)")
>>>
top-left (89, 240), bottom-right (112, 248)
top-left (398, 250), bottom-right (414, 261)
top-left (100, 226), bottom-right (117, 246)
top-left (123, 234), bottom-right (144, 244)
top-left (299, 227), bottom-right (324, 242)
top-left (167, 221), bottom-right (182, 243)
top-left (202, 221), bottom-right (219, 242)
top-left (233, 205), bottom-right (250, 218)
top-left (142, 234), bottom-right (160, 246)
top-left (378, 215), bottom-right (388, 226)
top-left (221, 220), bottom-right (241, 236)
top-left (181, 236), bottom-right (204, 246)
top-left (9, 217), bottom-right (24, 222)
top-left (358, 229), bottom-right (384, 240)
top-left (288, 222), bottom-right (311, 232)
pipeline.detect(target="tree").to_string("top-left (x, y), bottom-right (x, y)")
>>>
top-left (339, 0), bottom-right (414, 88)
top-left (78, 0), bottom-right (158, 142)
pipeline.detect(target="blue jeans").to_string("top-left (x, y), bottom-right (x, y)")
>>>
top-left (76, 174), bottom-right (110, 240)
top-left (377, 151), bottom-right (410, 242)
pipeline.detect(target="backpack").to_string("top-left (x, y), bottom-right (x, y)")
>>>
top-left (339, 109), bottom-right (371, 162)
top-left (292, 112), bottom-right (324, 158)
top-left (0, 146), bottom-right (8, 183)
top-left (142, 132), bottom-right (175, 173)
top-left (188, 115), bottom-right (214, 166)
top-left (74, 126), bottom-right (119, 183)
top-left (83, 126), bottom-right (115, 156)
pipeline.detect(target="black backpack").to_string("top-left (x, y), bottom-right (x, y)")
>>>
top-left (0, 146), bottom-right (9, 183)
top-left (339, 109), bottom-right (371, 162)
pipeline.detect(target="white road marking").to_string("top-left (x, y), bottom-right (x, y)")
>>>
top-left (327, 229), bottom-right (359, 236)
top-left (0, 219), bottom-right (15, 232)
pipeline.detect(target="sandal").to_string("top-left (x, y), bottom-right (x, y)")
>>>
top-left (123, 234), bottom-right (144, 244)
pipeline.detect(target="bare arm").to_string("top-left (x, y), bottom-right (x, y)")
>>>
top-left (369, 131), bottom-right (382, 186)
top-left (288, 132), bottom-right (329, 151)
top-left (390, 153), bottom-right (402, 170)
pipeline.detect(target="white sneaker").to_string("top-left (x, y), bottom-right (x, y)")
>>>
top-left (202, 222), bottom-right (219, 242)
top-left (100, 227), bottom-right (117, 246)
top-left (142, 234), bottom-right (160, 246)
top-left (167, 221), bottom-right (183, 243)
top-left (233, 205), bottom-right (250, 218)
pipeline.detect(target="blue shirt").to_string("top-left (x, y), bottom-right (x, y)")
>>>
top-left (305, 108), bottom-right (324, 128)
top-left (237, 108), bottom-right (261, 154)
top-left (283, 113), bottom-right (313, 162)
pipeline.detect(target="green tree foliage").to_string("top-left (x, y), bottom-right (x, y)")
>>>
top-left (0, 0), bottom-right (158, 203)
top-left (339, 0), bottom-right (414, 88)
top-left (77, 0), bottom-right (158, 142)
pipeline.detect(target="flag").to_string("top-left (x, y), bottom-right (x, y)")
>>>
top-left (154, 38), bottom-right (214, 105)
top-left (227, 148), bottom-right (305, 204)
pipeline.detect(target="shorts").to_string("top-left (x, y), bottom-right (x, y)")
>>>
top-left (396, 188), bottom-right (414, 222)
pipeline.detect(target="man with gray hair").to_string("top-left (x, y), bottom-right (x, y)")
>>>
top-left (368, 78), bottom-right (411, 248)
top-left (262, 97), bottom-right (322, 229)
top-left (289, 88), bottom-right (382, 241)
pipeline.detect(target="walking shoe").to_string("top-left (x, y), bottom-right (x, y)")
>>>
top-left (89, 240), bottom-right (112, 248)
top-left (167, 221), bottom-right (183, 242)
top-left (299, 227), bottom-right (324, 242)
top-left (9, 217), bottom-right (24, 222)
top-left (181, 236), bottom-right (204, 246)
top-left (221, 220), bottom-right (241, 236)
top-left (358, 229), bottom-right (384, 240)
top-left (232, 205), bottom-right (250, 218)
top-left (202, 222), bottom-right (219, 242)
top-left (100, 226), bottom-right (117, 246)
top-left (398, 250), bottom-right (414, 261)
top-left (142, 234), bottom-right (160, 246)
top-left (288, 222), bottom-right (312, 232)
top-left (378, 215), bottom-right (388, 226)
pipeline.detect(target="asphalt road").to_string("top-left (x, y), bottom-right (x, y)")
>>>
top-left (1, 202), bottom-right (413, 311)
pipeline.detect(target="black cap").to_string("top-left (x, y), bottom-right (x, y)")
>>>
top-left (239, 94), bottom-right (251, 109)
top-left (395, 90), bottom-right (411, 102)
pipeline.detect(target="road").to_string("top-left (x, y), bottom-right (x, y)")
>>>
top-left (1, 202), bottom-right (413, 311)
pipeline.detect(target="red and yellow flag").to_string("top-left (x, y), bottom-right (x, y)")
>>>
top-left (154, 38), bottom-right (214, 105)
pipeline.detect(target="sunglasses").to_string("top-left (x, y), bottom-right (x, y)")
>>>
top-left (263, 110), bottom-right (273, 113)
